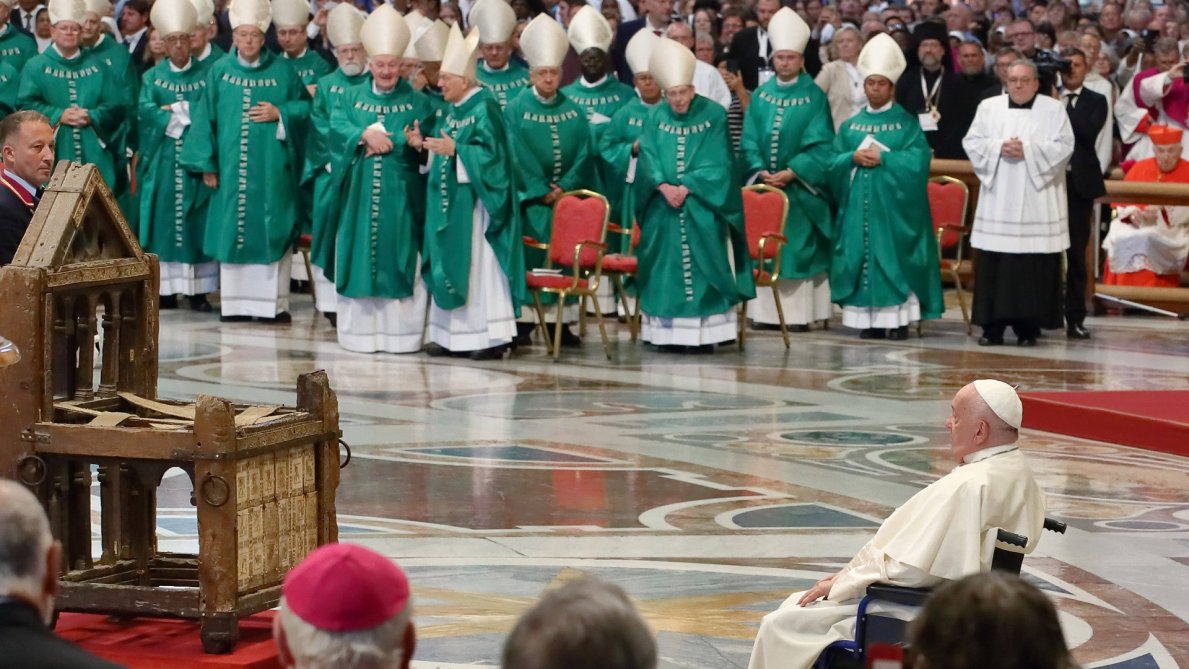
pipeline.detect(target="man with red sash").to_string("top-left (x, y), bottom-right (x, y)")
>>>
top-left (0, 111), bottom-right (54, 266)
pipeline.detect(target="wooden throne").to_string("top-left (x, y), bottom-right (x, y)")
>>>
top-left (0, 162), bottom-right (343, 653)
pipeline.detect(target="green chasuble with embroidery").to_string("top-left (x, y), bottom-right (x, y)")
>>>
top-left (86, 32), bottom-right (140, 226)
top-left (179, 50), bottom-right (311, 265)
top-left (563, 74), bottom-right (634, 197)
top-left (0, 24), bottom-right (36, 73)
top-left (476, 58), bottom-right (529, 110)
top-left (327, 80), bottom-right (434, 299)
top-left (284, 49), bottom-right (331, 88)
top-left (503, 88), bottom-right (594, 257)
top-left (136, 58), bottom-right (212, 264)
top-left (305, 68), bottom-right (369, 272)
top-left (18, 47), bottom-right (121, 188)
top-left (423, 88), bottom-right (525, 313)
top-left (599, 95), bottom-right (655, 248)
top-left (740, 72), bottom-right (836, 280)
top-left (826, 102), bottom-right (942, 318)
top-left (633, 95), bottom-right (755, 318)
top-left (0, 62), bottom-right (18, 115)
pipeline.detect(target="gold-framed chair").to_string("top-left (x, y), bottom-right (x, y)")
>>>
top-left (925, 176), bottom-right (972, 335)
top-left (738, 184), bottom-right (791, 349)
top-left (522, 189), bottom-right (612, 360)
top-left (602, 221), bottom-right (642, 341)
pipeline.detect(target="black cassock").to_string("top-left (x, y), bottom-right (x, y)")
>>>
top-left (895, 66), bottom-right (982, 160)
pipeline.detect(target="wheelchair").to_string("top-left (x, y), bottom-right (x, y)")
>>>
top-left (814, 517), bottom-right (1068, 669)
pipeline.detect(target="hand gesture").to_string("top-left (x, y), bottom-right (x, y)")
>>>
top-left (852, 147), bottom-right (879, 167)
top-left (423, 129), bottom-right (456, 156)
top-left (763, 169), bottom-right (795, 187)
top-left (247, 101), bottom-right (280, 123)
top-left (1000, 137), bottom-right (1024, 159)
top-left (797, 573), bottom-right (838, 607)
top-left (404, 120), bottom-right (424, 150)
top-left (60, 106), bottom-right (90, 127)
top-left (362, 126), bottom-right (394, 156)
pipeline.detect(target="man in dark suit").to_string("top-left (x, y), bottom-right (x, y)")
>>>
top-left (1060, 48), bottom-right (1107, 339)
top-left (0, 481), bottom-right (126, 669)
top-left (119, 0), bottom-right (151, 72)
top-left (611, 0), bottom-right (673, 83)
top-left (7, 0), bottom-right (39, 35)
top-left (896, 20), bottom-right (978, 159)
top-left (728, 0), bottom-right (820, 89)
top-left (0, 111), bottom-right (54, 267)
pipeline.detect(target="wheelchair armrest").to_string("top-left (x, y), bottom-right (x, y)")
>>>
top-left (864, 583), bottom-right (933, 608)
top-left (1044, 517), bottom-right (1067, 534)
top-left (996, 528), bottom-right (1028, 548)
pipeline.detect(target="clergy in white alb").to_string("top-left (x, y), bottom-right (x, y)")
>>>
top-left (747, 379), bottom-right (1047, 669)
top-left (963, 60), bottom-right (1073, 346)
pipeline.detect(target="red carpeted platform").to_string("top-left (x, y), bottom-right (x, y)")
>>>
top-left (1019, 390), bottom-right (1189, 457)
top-left (55, 611), bottom-right (281, 669)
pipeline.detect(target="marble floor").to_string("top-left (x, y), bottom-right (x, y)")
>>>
top-left (143, 294), bottom-right (1189, 669)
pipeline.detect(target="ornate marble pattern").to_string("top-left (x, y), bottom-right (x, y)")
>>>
top-left (125, 304), bottom-right (1189, 668)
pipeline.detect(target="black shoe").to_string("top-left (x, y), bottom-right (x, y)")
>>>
top-left (290, 279), bottom-right (309, 293)
top-left (1017, 337), bottom-right (1038, 347)
top-left (188, 294), bottom-right (212, 312)
top-left (469, 345), bottom-right (507, 360)
top-left (159, 295), bottom-right (179, 310)
top-left (716, 338), bottom-right (738, 347)
top-left (219, 314), bottom-right (252, 323)
top-left (791, 324), bottom-right (811, 333)
top-left (258, 312), bottom-right (291, 324)
top-left (324, 311), bottom-right (337, 328)
top-left (978, 335), bottom-right (1004, 346)
top-left (690, 344), bottom-right (715, 354)
top-left (1066, 323), bottom-right (1091, 339)
top-left (513, 323), bottom-right (535, 348)
top-left (424, 343), bottom-right (451, 357)
top-left (859, 328), bottom-right (886, 340)
top-left (750, 321), bottom-right (784, 331)
top-left (886, 326), bottom-right (909, 341)
top-left (559, 325), bottom-right (582, 348)
top-left (657, 344), bottom-right (685, 353)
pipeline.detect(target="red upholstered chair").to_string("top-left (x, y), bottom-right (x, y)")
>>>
top-left (739, 184), bottom-right (791, 349)
top-left (602, 222), bottom-right (642, 341)
top-left (296, 233), bottom-right (318, 314)
top-left (927, 176), bottom-right (972, 335)
top-left (523, 190), bottom-right (612, 360)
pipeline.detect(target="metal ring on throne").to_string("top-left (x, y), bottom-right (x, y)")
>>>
top-left (199, 474), bottom-right (231, 507)
top-left (339, 439), bottom-right (352, 469)
top-left (16, 455), bottom-right (47, 486)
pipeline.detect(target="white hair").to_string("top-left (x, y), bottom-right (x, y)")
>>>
top-left (278, 596), bottom-right (412, 669)
top-left (0, 481), bottom-right (52, 603)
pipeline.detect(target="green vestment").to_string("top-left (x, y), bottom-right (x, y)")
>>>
top-left (328, 79), bottom-right (434, 299)
top-left (0, 24), bottom-right (36, 73)
top-left (423, 87), bottom-right (525, 313)
top-left (0, 61), bottom-right (18, 115)
top-left (196, 42), bottom-right (226, 64)
top-left (598, 94), bottom-right (655, 248)
top-left (86, 33), bottom-right (139, 221)
top-left (283, 48), bottom-right (331, 88)
top-left (563, 75), bottom-right (634, 219)
top-left (739, 73), bottom-right (836, 280)
top-left (633, 96), bottom-right (755, 318)
top-left (305, 68), bottom-right (369, 272)
top-left (827, 102), bottom-right (942, 318)
top-left (136, 58), bottom-right (212, 264)
top-left (476, 58), bottom-right (529, 110)
top-left (18, 47), bottom-right (121, 189)
top-left (179, 50), bottom-right (311, 264)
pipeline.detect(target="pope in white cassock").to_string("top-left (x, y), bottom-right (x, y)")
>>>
top-left (747, 379), bottom-right (1047, 669)
top-left (963, 60), bottom-right (1073, 347)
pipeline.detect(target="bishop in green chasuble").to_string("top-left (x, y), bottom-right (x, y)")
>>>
top-left (827, 33), bottom-right (942, 339)
top-left (471, 0), bottom-right (528, 110)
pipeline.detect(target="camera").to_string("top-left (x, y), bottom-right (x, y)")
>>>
top-left (1032, 50), bottom-right (1072, 92)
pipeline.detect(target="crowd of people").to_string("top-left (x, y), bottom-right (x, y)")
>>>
top-left (0, 380), bottom-right (1081, 669)
top-left (1, 0), bottom-right (1188, 358)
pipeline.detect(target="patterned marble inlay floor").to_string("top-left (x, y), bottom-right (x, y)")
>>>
top-left (136, 299), bottom-right (1189, 668)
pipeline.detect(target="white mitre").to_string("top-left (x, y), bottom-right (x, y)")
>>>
top-left (414, 19), bottom-right (450, 62)
top-left (972, 380), bottom-right (1023, 430)
top-left (228, 0), bottom-right (271, 33)
top-left (520, 13), bottom-right (568, 70)
top-left (151, 0), bottom-right (197, 36)
top-left (82, 0), bottom-right (109, 18)
top-left (327, 3), bottom-right (365, 48)
top-left (649, 37), bottom-right (695, 90)
top-left (625, 28), bottom-right (659, 75)
top-left (440, 22), bottom-right (480, 80)
top-left (469, 0), bottom-right (516, 44)
top-left (190, 0), bottom-right (214, 25)
top-left (857, 32), bottom-right (906, 84)
top-left (768, 7), bottom-right (810, 54)
top-left (48, 0), bottom-right (86, 25)
top-left (402, 9), bottom-right (428, 59)
top-left (360, 4), bottom-right (410, 58)
top-left (270, 0), bottom-right (307, 27)
top-left (568, 5), bottom-right (612, 54)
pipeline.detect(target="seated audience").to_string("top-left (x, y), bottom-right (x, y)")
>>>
top-left (502, 576), bottom-right (656, 669)
top-left (275, 543), bottom-right (416, 669)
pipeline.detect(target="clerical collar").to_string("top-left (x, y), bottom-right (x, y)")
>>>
top-left (532, 86), bottom-right (556, 103)
top-left (169, 58), bottom-right (193, 73)
top-left (482, 60), bottom-right (508, 73)
top-left (0, 23), bottom-right (7, 38)
top-left (776, 74), bottom-right (798, 87)
top-left (1008, 95), bottom-right (1036, 109)
top-left (237, 54), bottom-right (261, 68)
top-left (637, 90), bottom-right (659, 106)
top-left (373, 82), bottom-right (395, 95)
top-left (92, 33), bottom-right (108, 48)
top-left (285, 48), bottom-right (308, 60)
top-left (3, 169), bottom-right (39, 203)
top-left (51, 43), bottom-right (82, 60)
top-left (197, 43), bottom-right (212, 60)
top-left (580, 74), bottom-right (607, 88)
top-left (866, 99), bottom-right (894, 113)
top-left (454, 86), bottom-right (481, 106)
top-left (962, 444), bottom-right (1018, 465)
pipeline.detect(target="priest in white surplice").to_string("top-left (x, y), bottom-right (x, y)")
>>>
top-left (963, 60), bottom-right (1074, 347)
top-left (747, 380), bottom-right (1047, 669)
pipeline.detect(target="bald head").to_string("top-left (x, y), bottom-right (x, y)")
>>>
top-left (946, 383), bottom-right (1020, 463)
top-left (0, 480), bottom-right (59, 624)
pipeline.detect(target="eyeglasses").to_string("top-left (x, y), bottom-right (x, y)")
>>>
top-left (1006, 76), bottom-right (1035, 84)
top-left (163, 34), bottom-right (189, 45)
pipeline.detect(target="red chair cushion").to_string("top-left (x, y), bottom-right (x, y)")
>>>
top-left (602, 254), bottom-right (638, 273)
top-left (928, 182), bottom-right (966, 250)
top-left (526, 273), bottom-right (589, 290)
top-left (743, 189), bottom-right (786, 260)
top-left (753, 268), bottom-right (774, 284)
top-left (297, 234), bottom-right (312, 248)
top-left (551, 195), bottom-right (607, 268)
